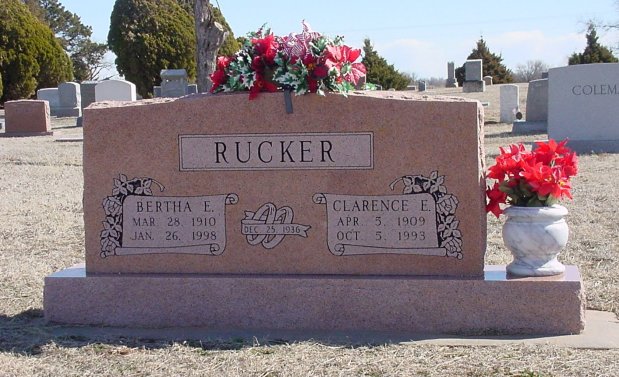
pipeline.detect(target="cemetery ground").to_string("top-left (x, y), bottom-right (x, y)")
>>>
top-left (0, 84), bottom-right (618, 376)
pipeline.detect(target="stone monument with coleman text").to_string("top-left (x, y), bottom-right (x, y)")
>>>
top-left (44, 91), bottom-right (584, 335)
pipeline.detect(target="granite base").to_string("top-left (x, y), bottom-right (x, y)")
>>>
top-left (512, 121), bottom-right (547, 134)
top-left (561, 139), bottom-right (619, 154)
top-left (44, 264), bottom-right (585, 335)
top-left (463, 81), bottom-right (486, 93)
top-left (55, 107), bottom-right (81, 117)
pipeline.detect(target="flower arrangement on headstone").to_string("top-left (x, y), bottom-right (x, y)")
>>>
top-left (210, 21), bottom-right (367, 100)
top-left (485, 139), bottom-right (579, 276)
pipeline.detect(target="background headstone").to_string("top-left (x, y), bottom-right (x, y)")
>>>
top-left (465, 59), bottom-right (483, 81)
top-left (463, 60), bottom-right (485, 93)
top-left (95, 80), bottom-right (137, 102)
top-left (418, 81), bottom-right (427, 91)
top-left (36, 88), bottom-right (60, 116)
top-left (548, 63), bottom-right (619, 153)
top-left (500, 84), bottom-right (519, 123)
top-left (541, 72), bottom-right (549, 79)
top-left (80, 81), bottom-right (100, 111)
top-left (153, 86), bottom-right (162, 98)
top-left (526, 79), bottom-right (549, 122)
top-left (57, 82), bottom-right (81, 117)
top-left (483, 76), bottom-right (493, 86)
top-left (446, 62), bottom-right (458, 88)
top-left (186, 84), bottom-right (198, 95)
top-left (512, 79), bottom-right (549, 134)
top-left (161, 69), bottom-right (188, 97)
top-left (3, 100), bottom-right (52, 136)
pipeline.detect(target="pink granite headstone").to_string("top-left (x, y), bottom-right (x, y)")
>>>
top-left (83, 92), bottom-right (486, 276)
top-left (44, 91), bottom-right (585, 334)
top-left (4, 100), bottom-right (52, 136)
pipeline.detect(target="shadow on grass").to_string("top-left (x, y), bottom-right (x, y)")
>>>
top-left (0, 308), bottom-right (555, 355)
top-left (485, 131), bottom-right (546, 140)
top-left (0, 309), bottom-right (255, 355)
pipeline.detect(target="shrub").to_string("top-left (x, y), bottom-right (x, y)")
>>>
top-left (108, 0), bottom-right (197, 98)
top-left (0, 0), bottom-right (72, 103)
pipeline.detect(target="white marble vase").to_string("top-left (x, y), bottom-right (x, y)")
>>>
top-left (502, 205), bottom-right (569, 277)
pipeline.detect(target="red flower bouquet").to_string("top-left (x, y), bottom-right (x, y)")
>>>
top-left (210, 21), bottom-right (367, 99)
top-left (486, 139), bottom-right (578, 217)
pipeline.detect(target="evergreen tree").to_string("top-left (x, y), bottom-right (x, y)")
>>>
top-left (108, 0), bottom-right (197, 98)
top-left (23, 0), bottom-right (109, 81)
top-left (455, 37), bottom-right (513, 85)
top-left (361, 39), bottom-right (409, 90)
top-left (1, 0), bottom-right (72, 103)
top-left (568, 23), bottom-right (618, 65)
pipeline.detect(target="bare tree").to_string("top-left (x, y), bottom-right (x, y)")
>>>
top-left (194, 0), bottom-right (227, 92)
top-left (513, 60), bottom-right (549, 83)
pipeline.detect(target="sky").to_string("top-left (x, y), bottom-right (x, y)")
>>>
top-left (61, 0), bottom-right (619, 80)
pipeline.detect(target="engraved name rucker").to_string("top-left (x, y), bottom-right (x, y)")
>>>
top-left (313, 193), bottom-right (448, 257)
top-left (179, 132), bottom-right (373, 171)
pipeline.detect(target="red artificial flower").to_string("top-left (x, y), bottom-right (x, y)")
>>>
top-left (325, 45), bottom-right (366, 85)
top-left (534, 139), bottom-right (571, 165)
top-left (248, 73), bottom-right (278, 100)
top-left (209, 68), bottom-right (227, 92)
top-left (216, 56), bottom-right (232, 70)
top-left (556, 151), bottom-right (579, 178)
top-left (485, 139), bottom-right (576, 215)
top-left (486, 182), bottom-right (507, 217)
top-left (252, 34), bottom-right (278, 65)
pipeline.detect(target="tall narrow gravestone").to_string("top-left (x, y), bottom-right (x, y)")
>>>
top-left (44, 92), bottom-right (584, 335)
top-left (548, 63), bottom-right (619, 153)
top-left (446, 62), bottom-right (458, 88)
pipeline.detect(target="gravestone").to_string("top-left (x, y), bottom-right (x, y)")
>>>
top-left (2, 100), bottom-right (52, 136)
top-left (513, 79), bottom-right (548, 134)
top-left (463, 59), bottom-right (485, 93)
top-left (445, 62), bottom-right (458, 88)
top-left (95, 80), bottom-right (137, 102)
top-left (418, 81), bottom-right (426, 91)
top-left (542, 72), bottom-right (548, 79)
top-left (483, 76), bottom-right (493, 86)
top-left (161, 69), bottom-right (188, 97)
top-left (548, 63), bottom-right (619, 153)
top-left (80, 81), bottom-right (99, 111)
top-left (44, 92), bottom-right (584, 335)
top-left (36, 88), bottom-right (60, 116)
top-left (186, 84), bottom-right (198, 95)
top-left (57, 82), bottom-right (81, 117)
top-left (499, 84), bottom-right (519, 123)
top-left (465, 59), bottom-right (482, 81)
top-left (153, 86), bottom-right (162, 98)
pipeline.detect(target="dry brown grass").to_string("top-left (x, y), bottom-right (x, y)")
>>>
top-left (1, 87), bottom-right (618, 376)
